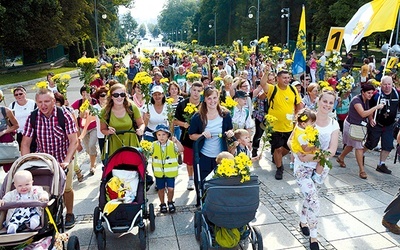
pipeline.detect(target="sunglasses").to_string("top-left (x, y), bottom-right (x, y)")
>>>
top-left (14, 93), bottom-right (24, 96)
top-left (305, 79), bottom-right (311, 81)
top-left (111, 92), bottom-right (126, 98)
top-left (99, 93), bottom-right (107, 97)
top-left (114, 65), bottom-right (120, 68)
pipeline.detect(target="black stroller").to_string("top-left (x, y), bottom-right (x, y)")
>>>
top-left (93, 147), bottom-right (155, 250)
top-left (193, 136), bottom-right (263, 249)
top-left (0, 153), bottom-right (80, 249)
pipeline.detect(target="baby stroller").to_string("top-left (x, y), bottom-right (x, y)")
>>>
top-left (93, 147), bottom-right (155, 250)
top-left (0, 153), bottom-right (80, 249)
top-left (193, 136), bottom-right (263, 249)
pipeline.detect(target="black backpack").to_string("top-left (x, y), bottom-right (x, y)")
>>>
top-left (30, 107), bottom-right (66, 133)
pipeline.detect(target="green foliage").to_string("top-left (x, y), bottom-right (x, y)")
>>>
top-left (0, 67), bottom-right (76, 86)
top-left (138, 24), bottom-right (146, 37)
top-left (84, 39), bottom-right (95, 58)
top-left (121, 13), bottom-right (138, 42)
top-left (69, 41), bottom-right (81, 63)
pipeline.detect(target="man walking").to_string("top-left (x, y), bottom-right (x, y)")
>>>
top-left (365, 75), bottom-right (400, 174)
top-left (21, 88), bottom-right (79, 229)
top-left (260, 69), bottom-right (302, 180)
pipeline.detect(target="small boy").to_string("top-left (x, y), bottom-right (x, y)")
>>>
top-left (0, 170), bottom-right (49, 234)
top-left (231, 90), bottom-right (254, 134)
top-left (229, 129), bottom-right (259, 162)
top-left (205, 151), bottom-right (235, 181)
top-left (152, 124), bottom-right (184, 214)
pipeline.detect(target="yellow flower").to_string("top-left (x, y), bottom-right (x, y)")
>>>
top-left (166, 97), bottom-right (174, 105)
top-left (140, 140), bottom-right (153, 152)
top-left (35, 81), bottom-right (48, 89)
top-left (272, 46), bottom-right (282, 52)
top-left (300, 115), bottom-right (307, 121)
top-left (258, 36), bottom-right (269, 44)
top-left (265, 114), bottom-right (278, 124)
top-left (160, 78), bottom-right (169, 83)
top-left (79, 99), bottom-right (90, 113)
top-left (191, 40), bottom-right (198, 44)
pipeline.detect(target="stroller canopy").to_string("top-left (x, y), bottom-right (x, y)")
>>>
top-left (103, 147), bottom-right (146, 180)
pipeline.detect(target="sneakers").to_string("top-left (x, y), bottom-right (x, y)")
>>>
top-left (65, 213), bottom-right (76, 229)
top-left (382, 219), bottom-right (400, 234)
top-left (289, 162), bottom-right (294, 170)
top-left (168, 202), bottom-right (176, 213)
top-left (311, 172), bottom-right (323, 184)
top-left (376, 164), bottom-right (392, 174)
top-left (187, 179), bottom-right (195, 191)
top-left (275, 166), bottom-right (284, 180)
top-left (160, 203), bottom-right (168, 213)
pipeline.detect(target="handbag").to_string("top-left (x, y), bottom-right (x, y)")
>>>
top-left (349, 124), bottom-right (367, 141)
top-left (0, 140), bottom-right (20, 164)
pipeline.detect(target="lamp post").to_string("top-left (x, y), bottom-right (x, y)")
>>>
top-left (95, 0), bottom-right (107, 56)
top-left (281, 7), bottom-right (290, 48)
top-left (248, 0), bottom-right (260, 40)
top-left (209, 13), bottom-right (217, 45)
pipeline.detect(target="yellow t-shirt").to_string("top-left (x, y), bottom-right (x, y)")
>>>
top-left (266, 84), bottom-right (302, 132)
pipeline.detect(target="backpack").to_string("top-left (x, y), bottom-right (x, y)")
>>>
top-left (11, 101), bottom-right (37, 110)
top-left (265, 84), bottom-right (298, 113)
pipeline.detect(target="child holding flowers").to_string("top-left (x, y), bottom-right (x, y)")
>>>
top-left (151, 124), bottom-right (184, 214)
top-left (289, 108), bottom-right (325, 184)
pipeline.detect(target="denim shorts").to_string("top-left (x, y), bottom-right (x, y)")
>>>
top-left (155, 177), bottom-right (175, 189)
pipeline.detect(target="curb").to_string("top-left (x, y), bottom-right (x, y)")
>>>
top-left (0, 69), bottom-right (80, 90)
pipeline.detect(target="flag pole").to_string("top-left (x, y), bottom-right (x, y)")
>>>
top-left (382, 29), bottom-right (395, 77)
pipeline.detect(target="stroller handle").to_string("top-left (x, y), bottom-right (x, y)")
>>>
top-left (0, 200), bottom-right (53, 211)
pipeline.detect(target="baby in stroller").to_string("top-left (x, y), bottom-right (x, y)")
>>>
top-left (0, 170), bottom-right (49, 234)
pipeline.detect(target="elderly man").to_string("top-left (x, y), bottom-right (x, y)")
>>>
top-left (21, 88), bottom-right (78, 228)
top-left (260, 69), bottom-right (302, 180)
top-left (365, 75), bottom-right (400, 175)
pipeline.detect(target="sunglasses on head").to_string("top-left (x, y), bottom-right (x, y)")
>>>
top-left (14, 93), bottom-right (24, 96)
top-left (111, 92), bottom-right (126, 98)
top-left (99, 93), bottom-right (107, 97)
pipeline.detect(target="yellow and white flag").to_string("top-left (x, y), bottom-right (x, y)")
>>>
top-left (343, 0), bottom-right (399, 52)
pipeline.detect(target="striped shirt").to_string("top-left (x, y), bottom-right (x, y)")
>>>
top-left (23, 107), bottom-right (78, 163)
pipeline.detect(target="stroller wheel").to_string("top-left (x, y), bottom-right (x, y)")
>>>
top-left (194, 211), bottom-right (202, 241)
top-left (139, 226), bottom-right (146, 250)
top-left (67, 235), bottom-right (80, 250)
top-left (96, 229), bottom-right (106, 250)
top-left (93, 207), bottom-right (103, 232)
top-left (250, 226), bottom-right (263, 250)
top-left (200, 230), bottom-right (209, 250)
top-left (149, 203), bottom-right (156, 231)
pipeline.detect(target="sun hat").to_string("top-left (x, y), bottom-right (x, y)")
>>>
top-left (151, 85), bottom-right (164, 95)
top-left (153, 124), bottom-right (171, 138)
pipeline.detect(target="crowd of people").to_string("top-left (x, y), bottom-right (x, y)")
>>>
top-left (1, 43), bottom-right (400, 249)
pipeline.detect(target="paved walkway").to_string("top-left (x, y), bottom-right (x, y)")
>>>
top-left (1, 48), bottom-right (400, 249)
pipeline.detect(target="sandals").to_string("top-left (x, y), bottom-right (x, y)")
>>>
top-left (359, 171), bottom-right (367, 179)
top-left (75, 169), bottom-right (84, 182)
top-left (89, 167), bottom-right (96, 175)
top-left (336, 157), bottom-right (346, 168)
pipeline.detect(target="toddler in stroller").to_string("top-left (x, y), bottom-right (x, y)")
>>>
top-left (194, 149), bottom-right (263, 249)
top-left (0, 170), bottom-right (49, 234)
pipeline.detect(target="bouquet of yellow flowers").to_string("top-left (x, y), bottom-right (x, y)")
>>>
top-left (134, 72), bottom-right (153, 110)
top-left (52, 74), bottom-right (71, 99)
top-left (35, 81), bottom-right (48, 89)
top-left (213, 76), bottom-right (223, 90)
top-left (304, 125), bottom-right (332, 169)
top-left (260, 114), bottom-right (277, 153)
top-left (140, 140), bottom-right (153, 159)
top-left (336, 75), bottom-right (354, 97)
top-left (186, 72), bottom-right (202, 82)
top-left (166, 97), bottom-right (175, 133)
top-left (115, 68), bottom-right (128, 84)
top-left (100, 63), bottom-right (112, 77)
top-left (221, 96), bottom-right (238, 113)
top-left (182, 102), bottom-right (198, 139)
top-left (325, 50), bottom-right (342, 73)
top-left (140, 57), bottom-right (152, 72)
top-left (77, 57), bottom-right (98, 86)
top-left (214, 152), bottom-right (252, 183)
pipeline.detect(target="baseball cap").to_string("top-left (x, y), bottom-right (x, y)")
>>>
top-left (291, 81), bottom-right (301, 87)
top-left (151, 85), bottom-right (164, 94)
top-left (233, 90), bottom-right (249, 99)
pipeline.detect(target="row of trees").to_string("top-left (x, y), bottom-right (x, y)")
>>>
top-left (0, 0), bottom-right (137, 64)
top-left (157, 0), bottom-right (391, 51)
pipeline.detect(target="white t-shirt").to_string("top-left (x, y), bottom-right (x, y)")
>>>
top-left (9, 99), bottom-right (36, 133)
top-left (294, 117), bottom-right (339, 169)
top-left (201, 116), bottom-right (223, 158)
top-left (142, 104), bottom-right (168, 138)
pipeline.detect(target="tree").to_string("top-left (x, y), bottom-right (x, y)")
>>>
top-left (138, 24), bottom-right (146, 38)
top-left (121, 13), bottom-right (138, 42)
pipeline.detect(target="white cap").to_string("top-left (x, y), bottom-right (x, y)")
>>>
top-left (151, 85), bottom-right (164, 94)
top-left (291, 81), bottom-right (301, 87)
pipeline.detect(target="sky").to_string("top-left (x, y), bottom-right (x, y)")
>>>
top-left (119, 0), bottom-right (167, 24)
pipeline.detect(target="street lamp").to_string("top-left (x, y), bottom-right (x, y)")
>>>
top-left (94, 0), bottom-right (107, 56)
top-left (209, 13), bottom-right (217, 45)
top-left (281, 8), bottom-right (290, 48)
top-left (248, 0), bottom-right (260, 40)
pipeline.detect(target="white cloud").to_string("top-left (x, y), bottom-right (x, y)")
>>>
top-left (119, 0), bottom-right (166, 24)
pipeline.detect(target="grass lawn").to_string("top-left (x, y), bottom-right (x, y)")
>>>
top-left (0, 67), bottom-right (77, 86)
